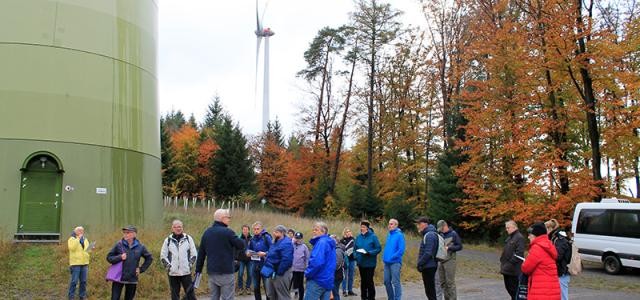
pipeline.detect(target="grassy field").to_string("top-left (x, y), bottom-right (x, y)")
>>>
top-left (0, 207), bottom-right (423, 299)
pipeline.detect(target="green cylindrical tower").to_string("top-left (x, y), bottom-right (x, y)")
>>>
top-left (0, 0), bottom-right (161, 240)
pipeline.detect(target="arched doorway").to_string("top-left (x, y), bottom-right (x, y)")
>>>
top-left (17, 152), bottom-right (63, 235)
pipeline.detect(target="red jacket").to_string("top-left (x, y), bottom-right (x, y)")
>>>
top-left (521, 235), bottom-right (560, 300)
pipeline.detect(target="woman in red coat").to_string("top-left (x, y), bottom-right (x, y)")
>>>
top-left (521, 222), bottom-right (560, 300)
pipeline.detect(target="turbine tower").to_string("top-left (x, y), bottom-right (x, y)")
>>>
top-left (255, 0), bottom-right (274, 132)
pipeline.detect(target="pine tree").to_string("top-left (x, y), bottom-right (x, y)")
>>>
top-left (428, 149), bottom-right (466, 225)
top-left (211, 118), bottom-right (255, 199)
top-left (160, 117), bottom-right (176, 195)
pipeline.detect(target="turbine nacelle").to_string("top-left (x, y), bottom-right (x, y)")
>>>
top-left (255, 28), bottom-right (275, 37)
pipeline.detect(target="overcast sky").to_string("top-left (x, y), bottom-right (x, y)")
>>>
top-left (158, 0), bottom-right (426, 137)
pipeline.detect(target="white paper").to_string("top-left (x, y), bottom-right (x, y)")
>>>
top-left (193, 273), bottom-right (202, 289)
top-left (85, 241), bottom-right (96, 252)
top-left (356, 249), bottom-right (367, 254)
top-left (514, 254), bottom-right (525, 261)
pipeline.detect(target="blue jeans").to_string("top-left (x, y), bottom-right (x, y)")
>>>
top-left (559, 274), bottom-right (570, 300)
top-left (237, 260), bottom-right (253, 289)
top-left (68, 265), bottom-right (88, 299)
top-left (304, 279), bottom-right (331, 300)
top-left (341, 259), bottom-right (355, 293)
top-left (332, 278), bottom-right (342, 300)
top-left (384, 262), bottom-right (402, 300)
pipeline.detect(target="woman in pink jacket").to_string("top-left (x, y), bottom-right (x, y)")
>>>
top-left (521, 222), bottom-right (560, 300)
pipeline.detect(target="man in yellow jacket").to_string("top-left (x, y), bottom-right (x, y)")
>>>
top-left (68, 226), bottom-right (91, 300)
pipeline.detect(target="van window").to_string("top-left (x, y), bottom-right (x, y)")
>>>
top-left (577, 209), bottom-right (611, 235)
top-left (612, 211), bottom-right (640, 239)
top-left (577, 209), bottom-right (640, 238)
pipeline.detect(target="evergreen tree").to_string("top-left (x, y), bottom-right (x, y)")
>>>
top-left (203, 95), bottom-right (225, 132)
top-left (427, 148), bottom-right (466, 225)
top-left (266, 118), bottom-right (285, 147)
top-left (211, 117), bottom-right (256, 199)
top-left (164, 110), bottom-right (186, 133)
top-left (188, 114), bottom-right (198, 129)
top-left (160, 117), bottom-right (176, 194)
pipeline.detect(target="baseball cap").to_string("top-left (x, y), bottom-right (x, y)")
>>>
top-left (294, 232), bottom-right (303, 239)
top-left (122, 225), bottom-right (137, 233)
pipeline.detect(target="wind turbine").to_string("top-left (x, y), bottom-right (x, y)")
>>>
top-left (255, 0), bottom-right (274, 132)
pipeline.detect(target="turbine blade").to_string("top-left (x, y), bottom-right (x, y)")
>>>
top-left (262, 37), bottom-right (270, 132)
top-left (256, 0), bottom-right (262, 32)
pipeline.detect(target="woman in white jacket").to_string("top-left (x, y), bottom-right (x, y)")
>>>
top-left (161, 219), bottom-right (198, 300)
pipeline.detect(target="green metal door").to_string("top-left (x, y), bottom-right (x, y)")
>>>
top-left (18, 155), bottom-right (62, 233)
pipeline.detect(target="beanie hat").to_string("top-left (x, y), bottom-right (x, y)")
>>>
top-left (528, 222), bottom-right (547, 237)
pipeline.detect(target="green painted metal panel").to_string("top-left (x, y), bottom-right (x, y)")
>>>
top-left (0, 139), bottom-right (162, 239)
top-left (18, 157), bottom-right (62, 233)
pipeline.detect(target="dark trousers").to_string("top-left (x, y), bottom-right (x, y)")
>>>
top-left (421, 267), bottom-right (437, 300)
top-left (169, 275), bottom-right (196, 300)
top-left (111, 282), bottom-right (137, 300)
top-left (253, 265), bottom-right (270, 300)
top-left (503, 274), bottom-right (519, 300)
top-left (292, 271), bottom-right (305, 300)
top-left (358, 266), bottom-right (375, 300)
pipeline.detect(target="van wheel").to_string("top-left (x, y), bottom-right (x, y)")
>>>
top-left (603, 255), bottom-right (621, 275)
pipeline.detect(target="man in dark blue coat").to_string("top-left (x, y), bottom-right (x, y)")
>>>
top-left (195, 209), bottom-right (245, 300)
top-left (416, 217), bottom-right (438, 300)
top-left (106, 225), bottom-right (153, 300)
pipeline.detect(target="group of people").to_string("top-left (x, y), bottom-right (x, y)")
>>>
top-left (66, 211), bottom-right (466, 300)
top-left (499, 219), bottom-right (573, 300)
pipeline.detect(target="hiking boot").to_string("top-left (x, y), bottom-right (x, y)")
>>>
top-left (343, 291), bottom-right (348, 297)
top-left (245, 288), bottom-right (253, 295)
top-left (348, 291), bottom-right (358, 296)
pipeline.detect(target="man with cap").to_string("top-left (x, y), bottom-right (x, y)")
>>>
top-left (263, 225), bottom-right (294, 300)
top-left (195, 209), bottom-right (245, 300)
top-left (304, 221), bottom-right (336, 300)
top-left (416, 217), bottom-right (438, 300)
top-left (291, 232), bottom-right (309, 300)
top-left (106, 225), bottom-right (153, 300)
top-left (353, 220), bottom-right (381, 300)
top-left (436, 220), bottom-right (462, 300)
top-left (522, 222), bottom-right (560, 299)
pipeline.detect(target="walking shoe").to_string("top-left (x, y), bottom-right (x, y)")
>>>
top-left (348, 291), bottom-right (358, 296)
top-left (343, 291), bottom-right (348, 297)
top-left (245, 288), bottom-right (253, 295)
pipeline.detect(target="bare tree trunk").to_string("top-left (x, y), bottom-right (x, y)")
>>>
top-left (314, 41), bottom-right (332, 144)
top-left (330, 54), bottom-right (357, 193)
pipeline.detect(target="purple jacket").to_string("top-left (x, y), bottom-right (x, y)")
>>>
top-left (292, 240), bottom-right (310, 272)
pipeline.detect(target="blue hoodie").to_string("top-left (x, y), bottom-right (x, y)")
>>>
top-left (417, 224), bottom-right (438, 271)
top-left (383, 228), bottom-right (405, 264)
top-left (305, 234), bottom-right (336, 290)
top-left (264, 235), bottom-right (294, 276)
top-left (354, 228), bottom-right (382, 268)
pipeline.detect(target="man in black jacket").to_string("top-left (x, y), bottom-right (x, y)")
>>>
top-left (500, 220), bottom-right (525, 300)
top-left (195, 209), bottom-right (245, 300)
top-left (106, 225), bottom-right (153, 300)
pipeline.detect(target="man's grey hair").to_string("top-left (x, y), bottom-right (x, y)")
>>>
top-left (389, 219), bottom-right (398, 225)
top-left (505, 220), bottom-right (518, 229)
top-left (74, 226), bottom-right (84, 233)
top-left (172, 219), bottom-right (183, 226)
top-left (214, 209), bottom-right (230, 222)
top-left (314, 222), bottom-right (328, 234)
top-left (252, 221), bottom-right (263, 229)
top-left (273, 225), bottom-right (287, 234)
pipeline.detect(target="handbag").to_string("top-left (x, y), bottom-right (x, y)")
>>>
top-left (106, 241), bottom-right (125, 282)
top-left (106, 261), bottom-right (123, 282)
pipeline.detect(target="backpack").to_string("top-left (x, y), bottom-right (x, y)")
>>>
top-left (425, 231), bottom-right (448, 262)
top-left (567, 240), bottom-right (582, 275)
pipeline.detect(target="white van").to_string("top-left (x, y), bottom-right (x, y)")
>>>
top-left (571, 198), bottom-right (640, 274)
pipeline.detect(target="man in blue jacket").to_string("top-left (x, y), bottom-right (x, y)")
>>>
top-left (264, 225), bottom-right (294, 300)
top-left (248, 221), bottom-right (273, 300)
top-left (437, 220), bottom-right (462, 300)
top-left (354, 220), bottom-right (381, 300)
top-left (195, 209), bottom-right (245, 300)
top-left (416, 216), bottom-right (438, 300)
top-left (304, 221), bottom-right (336, 300)
top-left (383, 218), bottom-right (405, 300)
